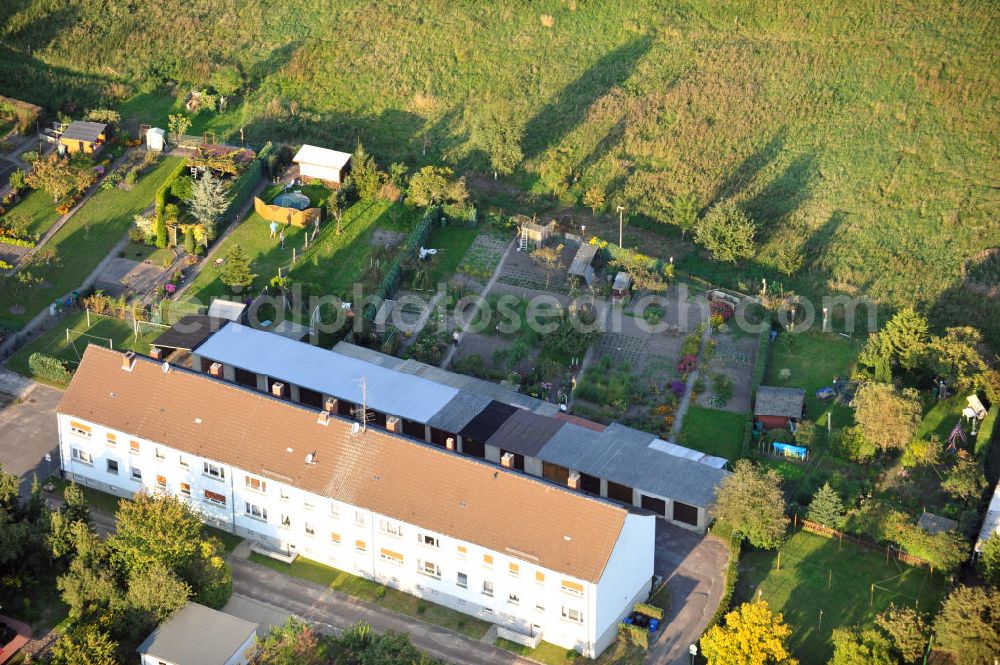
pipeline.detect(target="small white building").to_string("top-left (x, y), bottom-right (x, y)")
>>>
top-left (146, 127), bottom-right (166, 152)
top-left (137, 602), bottom-right (257, 665)
top-left (293, 144), bottom-right (352, 184)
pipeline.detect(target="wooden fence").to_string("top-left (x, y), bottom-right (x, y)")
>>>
top-left (253, 196), bottom-right (321, 228)
top-left (798, 518), bottom-right (934, 569)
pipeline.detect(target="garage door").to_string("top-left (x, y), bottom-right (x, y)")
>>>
top-left (640, 495), bottom-right (666, 516)
top-left (672, 501), bottom-right (699, 526)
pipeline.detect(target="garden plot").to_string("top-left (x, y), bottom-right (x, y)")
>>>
top-left (694, 330), bottom-right (759, 414)
top-left (495, 242), bottom-right (577, 293)
top-left (456, 233), bottom-right (508, 281)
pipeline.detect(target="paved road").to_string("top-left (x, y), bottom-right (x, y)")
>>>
top-left (0, 369), bottom-right (61, 496)
top-left (647, 522), bottom-right (729, 664)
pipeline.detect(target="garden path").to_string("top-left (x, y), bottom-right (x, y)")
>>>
top-left (669, 321), bottom-right (712, 440)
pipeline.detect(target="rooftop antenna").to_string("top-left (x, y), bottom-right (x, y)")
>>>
top-left (355, 376), bottom-right (370, 432)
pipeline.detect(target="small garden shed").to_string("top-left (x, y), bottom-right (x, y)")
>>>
top-left (754, 385), bottom-right (805, 430)
top-left (612, 271), bottom-right (632, 302)
top-left (60, 121), bottom-right (108, 155)
top-left (146, 127), bottom-right (166, 152)
top-left (293, 144), bottom-right (352, 184)
top-left (569, 243), bottom-right (599, 285)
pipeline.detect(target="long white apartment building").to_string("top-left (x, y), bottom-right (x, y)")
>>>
top-left (57, 346), bottom-right (656, 657)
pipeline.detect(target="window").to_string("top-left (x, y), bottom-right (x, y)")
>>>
top-left (106, 459), bottom-right (119, 474)
top-left (156, 474), bottom-right (167, 489)
top-left (71, 448), bottom-right (93, 465)
top-left (381, 520), bottom-right (402, 537)
top-left (535, 571), bottom-right (545, 584)
top-left (303, 499), bottom-right (314, 510)
top-left (483, 554), bottom-right (493, 567)
top-left (245, 502), bottom-right (267, 521)
top-left (420, 533), bottom-right (440, 548)
top-left (355, 539), bottom-right (366, 552)
top-left (483, 606), bottom-right (494, 615)
top-left (304, 522), bottom-right (315, 536)
top-left (129, 440), bottom-right (140, 454)
top-left (70, 421), bottom-right (92, 438)
top-left (561, 607), bottom-right (583, 624)
top-left (130, 466), bottom-right (142, 481)
top-left (561, 580), bottom-right (584, 597)
top-left (457, 545), bottom-right (467, 559)
top-left (354, 511), bottom-right (365, 526)
top-left (482, 581), bottom-right (494, 597)
top-left (330, 532), bottom-right (341, 545)
top-left (419, 560), bottom-right (441, 579)
top-left (203, 462), bottom-right (225, 480)
top-left (245, 476), bottom-right (267, 493)
top-left (279, 486), bottom-right (290, 500)
top-left (508, 592), bottom-right (520, 605)
top-left (155, 447), bottom-right (165, 461)
top-left (106, 433), bottom-right (116, 446)
top-left (380, 548), bottom-right (404, 566)
top-left (509, 562), bottom-right (520, 576)
top-left (178, 455), bottom-right (189, 468)
top-left (536, 602), bottom-right (545, 613)
top-left (280, 514), bottom-right (292, 529)
top-left (204, 490), bottom-right (226, 506)
top-left (456, 572), bottom-right (468, 588)
top-left (330, 503), bottom-right (340, 518)
top-left (180, 482), bottom-right (191, 497)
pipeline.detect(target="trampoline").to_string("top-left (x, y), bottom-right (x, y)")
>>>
top-left (272, 192), bottom-right (311, 210)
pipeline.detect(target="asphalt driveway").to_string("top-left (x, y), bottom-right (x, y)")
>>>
top-left (0, 369), bottom-right (61, 496)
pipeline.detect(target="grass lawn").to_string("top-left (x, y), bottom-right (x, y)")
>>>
top-left (423, 224), bottom-right (480, 285)
top-left (118, 90), bottom-right (244, 142)
top-left (5, 310), bottom-right (161, 386)
top-left (120, 240), bottom-right (175, 267)
top-left (496, 635), bottom-right (645, 665)
top-left (764, 332), bottom-right (861, 429)
top-left (916, 394), bottom-right (965, 442)
top-left (735, 530), bottom-right (947, 663)
top-left (6, 187), bottom-right (62, 237)
top-left (248, 552), bottom-right (490, 639)
top-left (680, 406), bottom-right (745, 460)
top-left (0, 156), bottom-right (182, 328)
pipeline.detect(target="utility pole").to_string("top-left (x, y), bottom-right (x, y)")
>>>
top-left (616, 206), bottom-right (624, 248)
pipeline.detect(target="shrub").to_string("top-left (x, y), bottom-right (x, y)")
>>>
top-left (29, 353), bottom-right (72, 384)
top-left (618, 621), bottom-right (649, 648)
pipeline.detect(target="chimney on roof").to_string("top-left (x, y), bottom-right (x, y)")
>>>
top-left (500, 452), bottom-right (515, 469)
top-left (149, 346), bottom-right (165, 361)
top-left (386, 416), bottom-right (402, 434)
top-left (271, 381), bottom-right (287, 399)
top-left (121, 351), bottom-right (136, 372)
top-left (324, 397), bottom-right (338, 413)
top-left (445, 437), bottom-right (456, 451)
top-left (568, 471), bottom-right (581, 490)
top-left (317, 411), bottom-right (330, 426)
top-left (208, 362), bottom-right (223, 378)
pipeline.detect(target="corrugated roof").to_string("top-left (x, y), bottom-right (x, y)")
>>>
top-left (293, 144), bottom-right (352, 169)
top-left (569, 243), bottom-right (598, 276)
top-left (61, 121), bottom-right (106, 143)
top-left (195, 324), bottom-right (458, 423)
top-left (538, 423), bottom-right (729, 507)
top-left (754, 386), bottom-right (805, 418)
top-left (426, 390), bottom-right (492, 432)
top-left (60, 346), bottom-right (628, 581)
top-left (487, 409), bottom-right (566, 457)
top-left (461, 401), bottom-right (519, 442)
top-left (137, 602), bottom-right (257, 665)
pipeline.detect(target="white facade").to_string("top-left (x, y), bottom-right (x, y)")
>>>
top-left (293, 144), bottom-right (351, 184)
top-left (58, 413), bottom-right (654, 657)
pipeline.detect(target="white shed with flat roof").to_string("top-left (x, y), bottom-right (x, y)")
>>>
top-left (293, 144), bottom-right (352, 183)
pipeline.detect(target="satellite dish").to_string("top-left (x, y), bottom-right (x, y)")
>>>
top-left (161, 361), bottom-right (170, 374)
top-left (351, 422), bottom-right (361, 435)
top-left (305, 453), bottom-right (315, 464)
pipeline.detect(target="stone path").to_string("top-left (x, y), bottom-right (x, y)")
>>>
top-left (669, 322), bottom-right (713, 440)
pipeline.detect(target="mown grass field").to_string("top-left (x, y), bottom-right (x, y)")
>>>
top-left (1, 1), bottom-right (997, 341)
top-left (680, 406), bottom-right (745, 460)
top-left (7, 187), bottom-right (63, 237)
top-left (735, 529), bottom-right (947, 663)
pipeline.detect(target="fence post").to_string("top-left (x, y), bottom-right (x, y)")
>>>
top-left (827, 569), bottom-right (832, 590)
top-left (86, 309), bottom-right (91, 327)
top-left (870, 583), bottom-right (874, 609)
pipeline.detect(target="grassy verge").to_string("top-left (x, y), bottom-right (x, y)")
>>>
top-left (248, 552), bottom-right (490, 639)
top-left (5, 310), bottom-right (160, 387)
top-left (735, 529), bottom-right (946, 663)
top-left (496, 635), bottom-right (645, 665)
top-left (680, 406), bottom-right (745, 460)
top-left (0, 156), bottom-right (182, 328)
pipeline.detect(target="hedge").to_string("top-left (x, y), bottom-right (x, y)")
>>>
top-left (633, 602), bottom-right (663, 620)
top-left (29, 352), bottom-right (72, 385)
top-left (705, 537), bottom-right (742, 631)
top-left (0, 236), bottom-right (35, 248)
top-left (154, 157), bottom-right (189, 218)
top-left (618, 621), bottom-right (649, 649)
top-left (365, 206), bottom-right (439, 323)
top-left (222, 141), bottom-right (272, 225)
top-left (741, 325), bottom-right (772, 456)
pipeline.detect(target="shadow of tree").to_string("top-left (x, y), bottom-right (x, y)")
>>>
top-left (711, 128), bottom-right (787, 206)
top-left (748, 151), bottom-right (818, 244)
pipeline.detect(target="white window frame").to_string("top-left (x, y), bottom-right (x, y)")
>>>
top-left (381, 520), bottom-right (402, 537)
top-left (203, 490), bottom-right (226, 507)
top-left (418, 560), bottom-right (441, 579)
top-left (561, 606), bottom-right (583, 624)
top-left (130, 466), bottom-right (142, 481)
top-left (245, 502), bottom-right (268, 521)
top-left (245, 476), bottom-right (267, 493)
top-left (71, 448), bottom-right (93, 465)
top-left (70, 423), bottom-right (92, 438)
top-left (482, 580), bottom-right (494, 597)
top-left (456, 572), bottom-right (468, 588)
top-left (419, 533), bottom-right (440, 548)
top-left (106, 459), bottom-right (119, 475)
top-left (203, 461), bottom-right (225, 480)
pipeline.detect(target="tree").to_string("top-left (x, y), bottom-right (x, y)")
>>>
top-left (84, 109), bottom-right (121, 126)
top-left (978, 533), bottom-right (1000, 587)
top-left (583, 185), bottom-right (605, 215)
top-left (880, 307), bottom-right (929, 371)
top-left (926, 326), bottom-right (988, 389)
top-left (210, 65), bottom-right (243, 98)
top-left (110, 492), bottom-right (205, 576)
top-left (8, 168), bottom-right (26, 194)
top-left (670, 191), bottom-right (699, 239)
top-left (807, 483), bottom-right (845, 529)
top-left (876, 603), bottom-right (930, 663)
top-left (50, 626), bottom-right (119, 665)
top-left (122, 562), bottom-right (191, 639)
top-left (852, 383), bottom-right (921, 453)
top-left (828, 627), bottom-right (893, 665)
top-left (531, 243), bottom-right (564, 289)
top-left (188, 171), bottom-right (231, 237)
top-left (713, 459), bottom-right (789, 549)
top-left (25, 155), bottom-right (90, 202)
top-left (327, 187), bottom-right (346, 235)
top-left (695, 199), bottom-right (756, 263)
top-left (219, 243), bottom-right (255, 289)
top-left (612, 249), bottom-right (669, 292)
top-left (700, 600), bottom-right (798, 665)
top-left (933, 585), bottom-right (1000, 665)
top-left (247, 618), bottom-right (325, 665)
top-left (408, 165), bottom-right (468, 207)
top-left (941, 450), bottom-right (984, 501)
top-left (168, 113), bottom-right (191, 144)
top-left (473, 106), bottom-right (523, 178)
top-left (351, 141), bottom-right (386, 200)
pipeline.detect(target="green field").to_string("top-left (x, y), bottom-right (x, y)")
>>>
top-left (5, 310), bottom-right (162, 386)
top-left (680, 406), bottom-right (745, 460)
top-left (0, 156), bottom-right (182, 327)
top-left (6, 187), bottom-right (62, 237)
top-left (423, 224), bottom-right (480, 285)
top-left (735, 530), bottom-right (947, 663)
top-left (3, 1), bottom-right (997, 342)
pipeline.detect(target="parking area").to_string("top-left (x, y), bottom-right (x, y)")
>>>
top-left (0, 370), bottom-right (61, 496)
